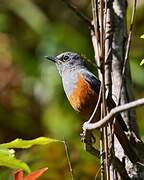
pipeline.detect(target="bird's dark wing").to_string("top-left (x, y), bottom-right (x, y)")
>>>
top-left (107, 94), bottom-right (128, 131)
top-left (81, 71), bottom-right (140, 163)
top-left (81, 70), bottom-right (101, 95)
top-left (82, 70), bottom-right (128, 131)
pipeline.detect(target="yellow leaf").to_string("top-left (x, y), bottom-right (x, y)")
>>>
top-left (140, 34), bottom-right (144, 39)
top-left (140, 59), bottom-right (144, 66)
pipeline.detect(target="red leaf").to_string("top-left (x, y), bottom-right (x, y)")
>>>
top-left (14, 169), bottom-right (24, 180)
top-left (25, 168), bottom-right (48, 180)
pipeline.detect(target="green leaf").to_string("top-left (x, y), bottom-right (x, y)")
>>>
top-left (0, 147), bottom-right (12, 156)
top-left (0, 137), bottom-right (61, 149)
top-left (0, 154), bottom-right (30, 173)
top-left (140, 59), bottom-right (144, 66)
top-left (140, 34), bottom-right (144, 39)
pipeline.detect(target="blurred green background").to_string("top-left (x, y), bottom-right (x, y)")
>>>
top-left (0, 0), bottom-right (144, 179)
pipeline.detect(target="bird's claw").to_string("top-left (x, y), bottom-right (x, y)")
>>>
top-left (80, 130), bottom-right (96, 144)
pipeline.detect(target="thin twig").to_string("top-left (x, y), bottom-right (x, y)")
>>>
top-left (104, 1), bottom-right (113, 178)
top-left (92, 0), bottom-right (100, 43)
top-left (100, 125), bottom-right (105, 180)
top-left (109, 122), bottom-right (115, 164)
top-left (87, 85), bottom-right (102, 123)
top-left (83, 98), bottom-right (144, 130)
top-left (104, 126), bottom-right (110, 180)
top-left (63, 138), bottom-right (74, 180)
top-left (91, 0), bottom-right (101, 66)
top-left (98, 1), bottom-right (107, 178)
top-left (61, 0), bottom-right (94, 30)
top-left (100, 0), bottom-right (105, 62)
top-left (94, 159), bottom-right (105, 180)
top-left (117, 0), bottom-right (137, 105)
top-left (91, 1), bottom-right (105, 179)
top-left (99, 0), bottom-right (111, 179)
top-left (104, 0), bottom-right (113, 93)
top-left (94, 155), bottom-right (130, 179)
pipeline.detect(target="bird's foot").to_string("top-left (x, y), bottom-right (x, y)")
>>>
top-left (80, 130), bottom-right (96, 144)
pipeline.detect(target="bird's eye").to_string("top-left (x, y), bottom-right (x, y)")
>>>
top-left (63, 55), bottom-right (69, 61)
top-left (74, 55), bottom-right (79, 60)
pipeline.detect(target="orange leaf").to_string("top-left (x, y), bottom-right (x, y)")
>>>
top-left (25, 168), bottom-right (48, 180)
top-left (14, 169), bottom-right (24, 180)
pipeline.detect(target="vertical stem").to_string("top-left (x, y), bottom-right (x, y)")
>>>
top-left (91, 0), bottom-right (101, 67)
top-left (109, 122), bottom-right (115, 178)
top-left (104, 126), bottom-right (110, 180)
top-left (100, 128), bottom-right (105, 180)
top-left (100, 0), bottom-right (104, 61)
top-left (100, 0), bottom-right (110, 179)
top-left (117, 0), bottom-right (137, 106)
top-left (91, 0), bottom-right (112, 179)
top-left (63, 138), bottom-right (74, 180)
top-left (104, 0), bottom-right (113, 178)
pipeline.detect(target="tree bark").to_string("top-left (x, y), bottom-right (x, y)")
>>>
top-left (91, 0), bottom-right (144, 179)
top-left (111, 0), bottom-right (144, 179)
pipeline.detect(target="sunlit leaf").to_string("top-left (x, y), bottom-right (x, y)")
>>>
top-left (140, 34), bottom-right (144, 39)
top-left (0, 146), bottom-right (12, 156)
top-left (0, 137), bottom-right (61, 149)
top-left (0, 154), bottom-right (30, 173)
top-left (25, 167), bottom-right (48, 180)
top-left (140, 59), bottom-right (144, 66)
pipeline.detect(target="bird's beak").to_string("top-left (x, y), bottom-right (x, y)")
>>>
top-left (45, 56), bottom-right (56, 63)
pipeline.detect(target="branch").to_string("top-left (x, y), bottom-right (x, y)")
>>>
top-left (91, 0), bottom-right (100, 43)
top-left (83, 98), bottom-right (144, 130)
top-left (61, 0), bottom-right (94, 30)
top-left (117, 0), bottom-right (137, 105)
top-left (87, 85), bottom-right (102, 123)
top-left (91, 0), bottom-right (101, 66)
top-left (104, 0), bottom-right (113, 92)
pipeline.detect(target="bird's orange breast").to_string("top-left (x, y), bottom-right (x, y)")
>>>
top-left (68, 75), bottom-right (99, 119)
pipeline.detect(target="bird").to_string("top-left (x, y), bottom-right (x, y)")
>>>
top-left (45, 51), bottom-right (127, 131)
top-left (45, 52), bottom-right (141, 163)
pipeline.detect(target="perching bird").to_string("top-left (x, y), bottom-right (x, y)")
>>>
top-left (45, 52), bottom-right (127, 131)
top-left (45, 52), bottom-right (141, 163)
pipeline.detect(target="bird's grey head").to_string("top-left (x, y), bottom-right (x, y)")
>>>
top-left (45, 52), bottom-right (85, 76)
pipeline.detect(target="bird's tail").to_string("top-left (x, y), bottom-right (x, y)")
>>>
top-left (107, 95), bottom-right (128, 131)
top-left (107, 95), bottom-right (139, 163)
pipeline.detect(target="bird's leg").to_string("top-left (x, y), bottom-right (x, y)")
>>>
top-left (80, 130), bottom-right (100, 157)
top-left (80, 129), bottom-right (95, 143)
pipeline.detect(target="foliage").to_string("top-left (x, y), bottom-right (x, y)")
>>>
top-left (140, 59), bottom-right (144, 66)
top-left (0, 137), bottom-right (60, 173)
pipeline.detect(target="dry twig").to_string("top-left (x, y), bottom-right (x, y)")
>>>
top-left (83, 98), bottom-right (144, 130)
top-left (61, 0), bottom-right (94, 30)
